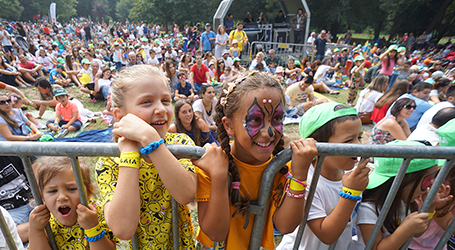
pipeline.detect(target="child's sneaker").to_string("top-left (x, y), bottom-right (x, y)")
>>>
top-left (55, 129), bottom-right (68, 138)
top-left (35, 123), bottom-right (47, 129)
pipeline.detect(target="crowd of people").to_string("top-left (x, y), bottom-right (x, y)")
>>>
top-left (0, 14), bottom-right (454, 250)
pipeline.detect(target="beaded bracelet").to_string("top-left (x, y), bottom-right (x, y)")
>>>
top-left (120, 151), bottom-right (140, 169)
top-left (339, 190), bottom-right (362, 201)
top-left (86, 228), bottom-right (106, 242)
top-left (286, 185), bottom-right (306, 198)
top-left (140, 138), bottom-right (164, 155)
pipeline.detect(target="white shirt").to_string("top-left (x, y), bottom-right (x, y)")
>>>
top-left (97, 78), bottom-right (111, 88)
top-left (147, 57), bottom-right (159, 67)
top-left (407, 123), bottom-right (440, 146)
top-left (223, 56), bottom-right (233, 68)
top-left (0, 206), bottom-right (25, 250)
top-left (0, 30), bottom-right (12, 46)
top-left (351, 202), bottom-right (407, 250)
top-left (416, 101), bottom-right (454, 128)
top-left (355, 89), bottom-right (384, 113)
top-left (37, 56), bottom-right (54, 71)
top-left (192, 98), bottom-right (217, 126)
top-left (277, 165), bottom-right (356, 250)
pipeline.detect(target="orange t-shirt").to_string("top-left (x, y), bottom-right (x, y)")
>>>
top-left (0, 82), bottom-right (5, 89)
top-left (56, 100), bottom-right (81, 122)
top-left (196, 154), bottom-right (289, 250)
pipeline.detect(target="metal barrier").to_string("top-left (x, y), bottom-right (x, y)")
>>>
top-left (245, 41), bottom-right (352, 67)
top-left (1, 142), bottom-right (455, 250)
top-left (0, 142), bottom-right (204, 250)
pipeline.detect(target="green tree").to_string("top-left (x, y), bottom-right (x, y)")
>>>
top-left (76, 0), bottom-right (92, 18)
top-left (116, 0), bottom-right (134, 21)
top-left (92, 0), bottom-right (109, 22)
top-left (0, 0), bottom-right (24, 20)
top-left (18, 0), bottom-right (77, 21)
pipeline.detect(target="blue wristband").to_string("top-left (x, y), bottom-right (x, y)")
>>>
top-left (85, 228), bottom-right (106, 242)
top-left (140, 138), bottom-right (165, 155)
top-left (339, 190), bottom-right (362, 201)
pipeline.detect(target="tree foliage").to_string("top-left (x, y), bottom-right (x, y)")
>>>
top-left (92, 0), bottom-right (109, 22)
top-left (0, 0), bottom-right (24, 20)
top-left (116, 0), bottom-right (134, 21)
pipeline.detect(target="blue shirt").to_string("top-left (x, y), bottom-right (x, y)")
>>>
top-left (0, 109), bottom-right (29, 141)
top-left (49, 69), bottom-right (64, 84)
top-left (200, 31), bottom-right (216, 51)
top-left (388, 93), bottom-right (433, 131)
top-left (224, 19), bottom-right (234, 30)
top-left (176, 81), bottom-right (193, 97)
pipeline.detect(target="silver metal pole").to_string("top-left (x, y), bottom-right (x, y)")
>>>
top-left (293, 156), bottom-right (325, 250)
top-left (400, 159), bottom-right (455, 250)
top-left (69, 156), bottom-right (88, 207)
top-left (301, 0), bottom-right (311, 44)
top-left (0, 210), bottom-right (18, 250)
top-left (365, 159), bottom-right (412, 250)
top-left (20, 156), bottom-right (58, 250)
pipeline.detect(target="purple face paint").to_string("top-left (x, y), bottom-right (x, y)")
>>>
top-left (271, 102), bottom-right (284, 135)
top-left (244, 97), bottom-right (265, 138)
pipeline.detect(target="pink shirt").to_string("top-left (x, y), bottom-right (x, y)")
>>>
top-left (379, 58), bottom-right (396, 76)
top-left (56, 100), bottom-right (81, 122)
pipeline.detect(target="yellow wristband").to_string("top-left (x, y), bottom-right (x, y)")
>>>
top-left (84, 223), bottom-right (102, 237)
top-left (342, 186), bottom-right (362, 197)
top-left (428, 212), bottom-right (435, 219)
top-left (23, 97), bottom-right (27, 100)
top-left (289, 179), bottom-right (307, 191)
top-left (119, 151), bottom-right (140, 169)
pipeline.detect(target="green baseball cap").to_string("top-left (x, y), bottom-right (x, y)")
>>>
top-left (54, 88), bottom-right (67, 97)
top-left (294, 60), bottom-right (301, 66)
top-left (299, 102), bottom-right (357, 139)
top-left (333, 48), bottom-right (339, 53)
top-left (141, 37), bottom-right (148, 42)
top-left (154, 39), bottom-right (160, 44)
top-left (128, 45), bottom-right (134, 49)
top-left (233, 57), bottom-right (241, 62)
top-left (397, 47), bottom-right (406, 53)
top-left (388, 45), bottom-right (398, 51)
top-left (341, 47), bottom-right (348, 51)
top-left (113, 41), bottom-right (120, 46)
top-left (438, 118), bottom-right (455, 147)
top-left (134, 43), bottom-right (141, 48)
top-left (354, 55), bottom-right (365, 62)
top-left (81, 58), bottom-right (91, 65)
top-left (367, 140), bottom-right (438, 189)
top-left (56, 58), bottom-right (65, 64)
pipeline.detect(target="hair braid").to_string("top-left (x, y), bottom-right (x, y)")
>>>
top-left (272, 135), bottom-right (289, 207)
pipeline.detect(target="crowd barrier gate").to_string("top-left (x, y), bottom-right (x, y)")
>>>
top-left (0, 142), bottom-right (454, 250)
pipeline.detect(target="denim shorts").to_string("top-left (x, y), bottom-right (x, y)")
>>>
top-left (3, 45), bottom-right (13, 53)
top-left (8, 203), bottom-right (34, 225)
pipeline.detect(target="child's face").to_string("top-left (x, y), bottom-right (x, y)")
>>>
top-left (233, 43), bottom-right (238, 47)
top-left (116, 78), bottom-right (173, 139)
top-left (56, 95), bottom-right (68, 106)
top-left (225, 88), bottom-right (284, 165)
top-left (41, 168), bottom-right (84, 227)
top-left (12, 99), bottom-right (23, 109)
top-left (355, 60), bottom-right (364, 67)
top-left (324, 118), bottom-right (363, 171)
top-left (402, 165), bottom-right (439, 201)
top-left (178, 74), bottom-right (186, 82)
top-left (82, 63), bottom-right (90, 70)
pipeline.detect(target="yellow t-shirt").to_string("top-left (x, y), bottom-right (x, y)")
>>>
top-left (196, 154), bottom-right (289, 250)
top-left (229, 30), bottom-right (247, 52)
top-left (40, 199), bottom-right (117, 249)
top-left (96, 133), bottom-right (196, 250)
top-left (285, 83), bottom-right (314, 106)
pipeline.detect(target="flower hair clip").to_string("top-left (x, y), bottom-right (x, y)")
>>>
top-left (10, 96), bottom-right (17, 104)
top-left (222, 71), bottom-right (259, 106)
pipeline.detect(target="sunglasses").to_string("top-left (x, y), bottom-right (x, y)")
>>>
top-left (0, 99), bottom-right (12, 105)
top-left (403, 104), bottom-right (417, 110)
top-left (421, 170), bottom-right (438, 191)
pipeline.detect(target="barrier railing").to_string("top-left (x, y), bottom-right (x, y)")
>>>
top-left (1, 142), bottom-right (454, 250)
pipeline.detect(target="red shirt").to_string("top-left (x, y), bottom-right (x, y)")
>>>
top-left (371, 103), bottom-right (390, 123)
top-left (43, 27), bottom-right (49, 34)
top-left (190, 64), bottom-right (209, 84)
top-left (18, 61), bottom-right (35, 70)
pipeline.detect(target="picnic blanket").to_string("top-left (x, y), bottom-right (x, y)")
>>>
top-left (284, 93), bottom-right (335, 125)
top-left (29, 110), bottom-right (89, 138)
top-left (54, 128), bottom-right (113, 142)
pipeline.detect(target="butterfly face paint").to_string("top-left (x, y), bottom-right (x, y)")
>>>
top-left (243, 97), bottom-right (285, 139)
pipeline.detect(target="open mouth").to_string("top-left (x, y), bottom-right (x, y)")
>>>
top-left (352, 157), bottom-right (359, 163)
top-left (58, 205), bottom-right (72, 217)
top-left (255, 141), bottom-right (273, 150)
top-left (151, 121), bottom-right (166, 127)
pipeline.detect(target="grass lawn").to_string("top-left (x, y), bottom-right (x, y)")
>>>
top-left (1, 82), bottom-right (371, 249)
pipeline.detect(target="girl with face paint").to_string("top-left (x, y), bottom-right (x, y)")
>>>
top-left (192, 71), bottom-right (317, 249)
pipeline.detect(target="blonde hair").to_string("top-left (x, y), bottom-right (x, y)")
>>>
top-left (34, 156), bottom-right (93, 198)
top-left (110, 65), bottom-right (168, 110)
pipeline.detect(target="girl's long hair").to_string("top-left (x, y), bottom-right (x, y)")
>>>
top-left (174, 100), bottom-right (205, 146)
top-left (375, 80), bottom-right (409, 108)
top-left (362, 169), bottom-right (428, 234)
top-left (215, 72), bottom-right (287, 217)
top-left (0, 94), bottom-right (18, 128)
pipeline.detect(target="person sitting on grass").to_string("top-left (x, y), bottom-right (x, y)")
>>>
top-left (174, 71), bottom-right (197, 102)
top-left (46, 88), bottom-right (82, 133)
top-left (49, 64), bottom-right (72, 87)
top-left (16, 54), bottom-right (44, 84)
top-left (32, 77), bottom-right (60, 119)
top-left (285, 75), bottom-right (327, 117)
